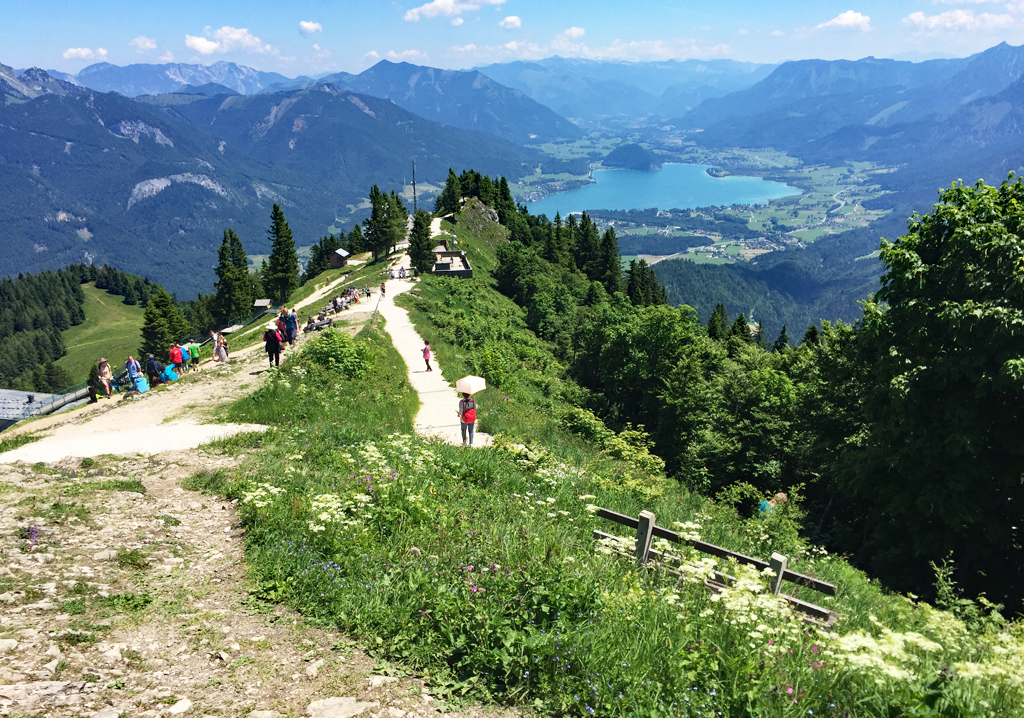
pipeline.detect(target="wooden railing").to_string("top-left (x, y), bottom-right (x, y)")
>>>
top-left (593, 507), bottom-right (839, 628)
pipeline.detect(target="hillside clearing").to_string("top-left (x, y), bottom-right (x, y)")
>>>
top-left (55, 284), bottom-right (144, 385)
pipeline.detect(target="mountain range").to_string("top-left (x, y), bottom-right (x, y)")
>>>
top-left (0, 65), bottom-right (549, 297)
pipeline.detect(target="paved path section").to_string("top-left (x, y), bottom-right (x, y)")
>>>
top-left (376, 256), bottom-right (492, 448)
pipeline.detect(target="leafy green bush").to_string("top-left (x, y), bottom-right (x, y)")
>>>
top-left (303, 328), bottom-right (367, 377)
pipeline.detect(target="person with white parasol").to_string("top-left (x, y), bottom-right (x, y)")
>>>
top-left (455, 375), bottom-right (485, 447)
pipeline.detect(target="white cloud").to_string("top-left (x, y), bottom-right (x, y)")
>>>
top-left (159, 51), bottom-right (175, 62)
top-left (130, 35), bottom-right (157, 52)
top-left (386, 49), bottom-right (428, 61)
top-left (62, 47), bottom-right (107, 60)
top-left (904, 9), bottom-right (1015, 30)
top-left (771, 29), bottom-right (785, 36)
top-left (404, 0), bottom-right (506, 22)
top-left (185, 26), bottom-right (275, 55)
top-left (816, 10), bottom-right (872, 31)
top-left (738, 28), bottom-right (748, 35)
top-left (363, 50), bottom-right (381, 60)
top-left (499, 15), bottom-right (521, 29)
top-left (299, 21), bottom-right (323, 35)
top-left (450, 31), bottom-right (730, 64)
top-left (452, 17), bottom-right (464, 26)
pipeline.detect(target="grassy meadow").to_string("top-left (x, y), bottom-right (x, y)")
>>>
top-left (55, 283), bottom-right (144, 383)
top-left (187, 204), bottom-right (1024, 717)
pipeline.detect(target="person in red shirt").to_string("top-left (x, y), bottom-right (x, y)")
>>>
top-left (169, 344), bottom-right (183, 371)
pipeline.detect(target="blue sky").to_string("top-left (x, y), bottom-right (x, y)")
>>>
top-left (8, 0), bottom-right (1024, 76)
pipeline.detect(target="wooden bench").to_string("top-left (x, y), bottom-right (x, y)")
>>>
top-left (593, 507), bottom-right (838, 628)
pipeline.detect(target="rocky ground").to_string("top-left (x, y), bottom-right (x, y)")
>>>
top-left (0, 310), bottom-right (513, 718)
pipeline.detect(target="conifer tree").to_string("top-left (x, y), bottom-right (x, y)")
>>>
top-left (801, 324), bottom-right (820, 346)
top-left (212, 229), bottom-right (252, 323)
top-left (408, 210), bottom-right (435, 275)
top-left (598, 227), bottom-right (624, 295)
top-left (773, 324), bottom-right (790, 352)
top-left (625, 259), bottom-right (668, 307)
top-left (707, 302), bottom-right (729, 340)
top-left (574, 213), bottom-right (601, 279)
top-left (140, 289), bottom-right (191, 358)
top-left (435, 169), bottom-right (462, 216)
top-left (347, 224), bottom-right (365, 254)
top-left (496, 177), bottom-right (516, 226)
top-left (730, 312), bottom-right (752, 342)
top-left (264, 205), bottom-right (299, 304)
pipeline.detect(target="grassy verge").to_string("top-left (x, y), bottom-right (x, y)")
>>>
top-left (209, 211), bottom-right (1022, 717)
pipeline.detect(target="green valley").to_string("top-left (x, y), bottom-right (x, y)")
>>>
top-left (54, 283), bottom-right (145, 384)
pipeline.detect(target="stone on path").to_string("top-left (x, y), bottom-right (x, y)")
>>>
top-left (249, 712), bottom-right (282, 718)
top-left (167, 697), bottom-right (193, 714)
top-left (307, 696), bottom-right (377, 718)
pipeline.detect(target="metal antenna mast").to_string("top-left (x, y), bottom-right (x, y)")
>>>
top-left (412, 159), bottom-right (417, 213)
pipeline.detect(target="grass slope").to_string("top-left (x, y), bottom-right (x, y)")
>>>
top-left (196, 202), bottom-right (1024, 717)
top-left (55, 283), bottom-right (144, 383)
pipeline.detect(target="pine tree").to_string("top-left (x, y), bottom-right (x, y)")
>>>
top-left (140, 290), bottom-right (191, 359)
top-left (598, 227), bottom-right (624, 295)
top-left (264, 205), bottom-right (299, 305)
top-left (364, 185), bottom-right (391, 261)
top-left (730, 312), bottom-right (753, 342)
top-left (408, 210), bottom-right (435, 275)
top-left (574, 213), bottom-right (601, 279)
top-left (773, 324), bottom-right (790, 352)
top-left (707, 303), bottom-right (729, 341)
top-left (185, 294), bottom-right (216, 335)
top-left (496, 177), bottom-right (516, 226)
top-left (625, 259), bottom-right (668, 307)
top-left (348, 225), bottom-right (364, 254)
top-left (434, 169), bottom-right (461, 216)
top-left (801, 324), bottom-right (820, 347)
top-left (755, 320), bottom-right (769, 349)
top-left (212, 229), bottom-right (252, 324)
top-left (388, 190), bottom-right (409, 256)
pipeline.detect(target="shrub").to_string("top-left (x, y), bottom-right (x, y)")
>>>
top-left (303, 328), bottom-right (367, 377)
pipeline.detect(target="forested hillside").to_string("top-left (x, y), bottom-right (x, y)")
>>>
top-left (418, 172), bottom-right (1024, 616)
top-left (0, 264), bottom-right (159, 392)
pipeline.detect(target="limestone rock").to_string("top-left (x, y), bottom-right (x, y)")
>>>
top-left (249, 712), bottom-right (283, 718)
top-left (305, 658), bottom-right (324, 679)
top-left (93, 550), bottom-right (118, 560)
top-left (0, 638), bottom-right (17, 652)
top-left (167, 697), bottom-right (193, 714)
top-left (307, 696), bottom-right (377, 718)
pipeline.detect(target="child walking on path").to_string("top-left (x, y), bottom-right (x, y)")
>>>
top-left (422, 342), bottom-right (432, 372)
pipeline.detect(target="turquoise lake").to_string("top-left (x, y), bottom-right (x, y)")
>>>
top-left (527, 163), bottom-right (800, 218)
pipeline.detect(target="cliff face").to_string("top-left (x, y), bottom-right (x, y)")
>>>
top-left (602, 143), bottom-right (662, 170)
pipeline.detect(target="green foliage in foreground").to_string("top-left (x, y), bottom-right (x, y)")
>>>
top-left (215, 319), bottom-right (1023, 717)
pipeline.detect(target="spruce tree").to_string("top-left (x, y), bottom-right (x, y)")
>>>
top-left (773, 324), bottom-right (790, 352)
top-left (801, 324), bottom-right (820, 346)
top-left (575, 213), bottom-right (601, 279)
top-left (264, 204), bottom-right (299, 304)
top-left (598, 227), bottom-right (624, 295)
top-left (347, 224), bottom-right (365, 254)
top-left (408, 210), bottom-right (435, 275)
top-left (364, 185), bottom-right (391, 261)
top-left (496, 177), bottom-right (516, 226)
top-left (435, 169), bottom-right (461, 216)
top-left (730, 312), bottom-right (752, 342)
top-left (212, 229), bottom-right (252, 324)
top-left (140, 289), bottom-right (191, 358)
top-left (707, 303), bottom-right (729, 340)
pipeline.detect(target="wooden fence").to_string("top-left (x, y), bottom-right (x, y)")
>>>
top-left (593, 507), bottom-right (838, 628)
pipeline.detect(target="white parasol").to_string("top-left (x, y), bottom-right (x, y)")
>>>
top-left (455, 375), bottom-right (486, 395)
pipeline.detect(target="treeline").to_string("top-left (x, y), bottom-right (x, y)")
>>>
top-left (459, 170), bottom-right (1022, 611)
top-left (0, 263), bottom-right (161, 392)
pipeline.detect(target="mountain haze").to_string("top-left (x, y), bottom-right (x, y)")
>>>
top-left (73, 61), bottom-right (299, 96)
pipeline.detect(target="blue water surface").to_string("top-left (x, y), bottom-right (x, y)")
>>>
top-left (527, 163), bottom-right (800, 218)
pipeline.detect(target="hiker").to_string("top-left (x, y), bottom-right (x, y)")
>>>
top-left (759, 493), bottom-right (788, 517)
top-left (97, 358), bottom-right (113, 399)
top-left (380, 282), bottom-right (386, 299)
top-left (145, 354), bottom-right (164, 384)
top-left (169, 343), bottom-right (183, 373)
top-left (125, 356), bottom-right (141, 380)
top-left (422, 342), bottom-right (432, 372)
top-left (263, 321), bottom-right (282, 368)
top-left (457, 392), bottom-right (478, 447)
top-left (284, 308), bottom-right (298, 347)
top-left (217, 335), bottom-right (229, 362)
top-left (188, 340), bottom-right (200, 371)
top-left (209, 331), bottom-right (220, 361)
top-left (389, 270), bottom-right (395, 280)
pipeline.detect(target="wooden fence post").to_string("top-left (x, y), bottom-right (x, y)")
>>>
top-left (636, 510), bottom-right (656, 566)
top-left (769, 552), bottom-right (788, 595)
